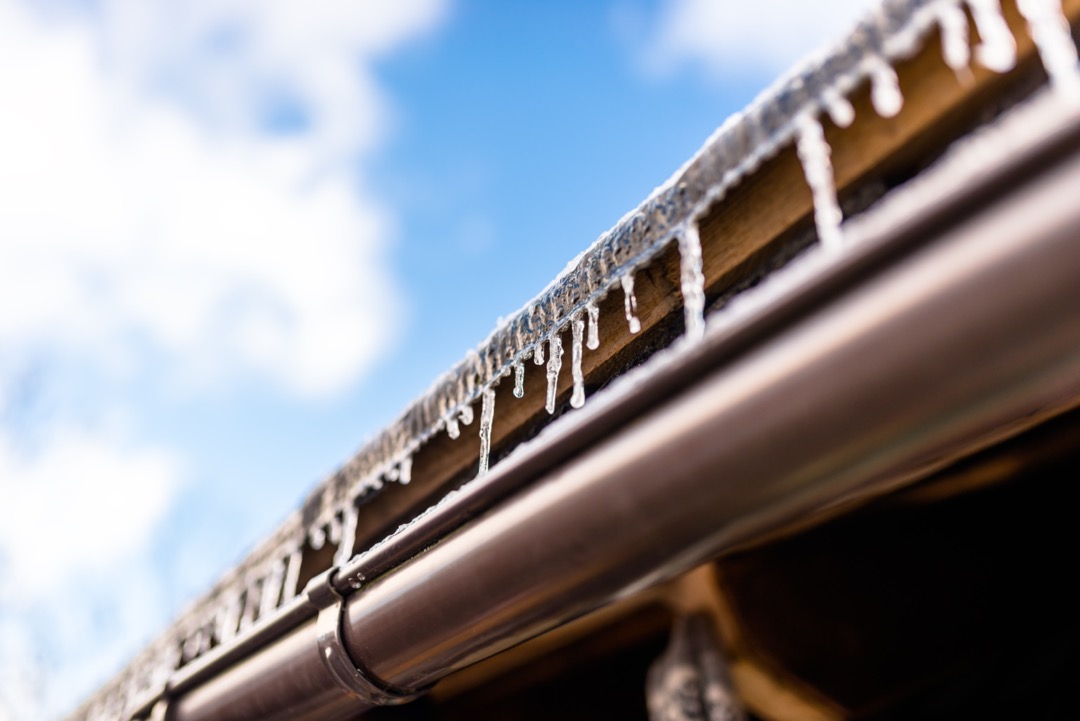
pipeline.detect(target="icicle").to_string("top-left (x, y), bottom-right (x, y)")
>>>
top-left (327, 514), bottom-right (343, 545)
top-left (969, 0), bottom-right (1017, 72)
top-left (533, 340), bottom-right (545, 365)
top-left (586, 301), bottom-right (600, 350)
top-left (822, 87), bottom-right (855, 128)
top-left (477, 387), bottom-right (496, 476)
top-left (259, 561), bottom-right (285, 620)
top-left (621, 272), bottom-right (642, 334)
top-left (333, 505), bottom-right (358, 566)
top-left (282, 546), bottom-right (302, 601)
top-left (238, 582), bottom-right (261, 633)
top-left (309, 525), bottom-right (327, 550)
top-left (446, 417), bottom-right (461, 440)
top-left (458, 403), bottom-right (474, 426)
top-left (939, 2), bottom-right (974, 81)
top-left (513, 361), bottom-right (525, 398)
top-left (678, 224), bottom-right (707, 342)
top-left (1018, 0), bottom-right (1080, 98)
top-left (570, 313), bottom-right (586, 408)
top-left (867, 56), bottom-right (904, 117)
top-left (545, 333), bottom-right (564, 414)
top-left (398, 455), bottom-right (412, 485)
top-left (795, 113), bottom-right (845, 252)
top-left (219, 594), bottom-right (242, 643)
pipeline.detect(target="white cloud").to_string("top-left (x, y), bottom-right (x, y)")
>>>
top-left (0, 417), bottom-right (182, 719)
top-left (628, 0), bottom-right (881, 81)
top-left (0, 0), bottom-right (446, 398)
top-left (0, 427), bottom-right (180, 595)
top-left (0, 1), bottom-right (449, 717)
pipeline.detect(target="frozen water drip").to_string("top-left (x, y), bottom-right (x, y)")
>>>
top-left (513, 361), bottom-right (525, 398)
top-left (867, 56), bottom-right (904, 117)
top-left (939, 2), bottom-right (974, 80)
top-left (1018, 0), bottom-right (1080, 99)
top-left (969, 0), bottom-right (1018, 72)
top-left (545, 333), bottom-right (564, 414)
top-left (795, 113), bottom-right (845, 252)
top-left (678, 224), bottom-right (707, 342)
top-left (571, 313), bottom-right (586, 409)
top-left (621, 272), bottom-right (642, 334)
top-left (586, 302), bottom-right (600, 350)
top-left (477, 387), bottom-right (496, 476)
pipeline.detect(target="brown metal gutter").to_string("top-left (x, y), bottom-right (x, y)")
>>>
top-left (166, 94), bottom-right (1080, 721)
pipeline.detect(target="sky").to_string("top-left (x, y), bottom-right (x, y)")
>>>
top-left (0, 0), bottom-right (877, 718)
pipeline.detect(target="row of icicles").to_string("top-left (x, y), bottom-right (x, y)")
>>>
top-left (391, 0), bottom-right (1080, 484)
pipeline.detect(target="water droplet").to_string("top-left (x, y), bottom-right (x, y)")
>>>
top-left (570, 313), bottom-right (586, 408)
top-left (621, 272), bottom-right (641, 334)
top-left (545, 333), bottom-right (564, 414)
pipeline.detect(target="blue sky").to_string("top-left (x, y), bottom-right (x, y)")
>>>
top-left (0, 0), bottom-right (875, 717)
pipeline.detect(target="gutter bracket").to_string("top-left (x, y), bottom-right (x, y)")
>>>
top-left (306, 568), bottom-right (424, 707)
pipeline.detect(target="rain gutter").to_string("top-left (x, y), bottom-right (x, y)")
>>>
top-left (154, 92), bottom-right (1080, 721)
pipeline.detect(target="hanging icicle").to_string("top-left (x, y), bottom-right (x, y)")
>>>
top-left (477, 387), bottom-right (496, 476)
top-left (621, 272), bottom-right (642, 334)
top-left (867, 55), bottom-right (904, 117)
top-left (309, 524), bottom-right (327, 550)
top-left (678, 224), bottom-right (707, 341)
top-left (545, 333), bottom-right (564, 414)
top-left (822, 87), bottom-right (855, 128)
top-left (258, 561), bottom-right (286, 620)
top-left (1018, 0), bottom-right (1080, 98)
top-left (571, 313), bottom-right (586, 408)
top-left (458, 403), bottom-right (474, 426)
top-left (969, 0), bottom-right (1018, 72)
top-left (586, 301), bottom-right (600, 350)
top-left (795, 113), bottom-right (845, 253)
top-left (513, 361), bottom-right (525, 398)
top-left (219, 594), bottom-right (242, 644)
top-left (446, 416), bottom-right (461, 440)
top-left (533, 339), bottom-right (545, 365)
top-left (398, 455), bottom-right (413, 485)
top-left (282, 546), bottom-right (302, 602)
top-left (939, 1), bottom-right (974, 81)
top-left (334, 505), bottom-right (358, 565)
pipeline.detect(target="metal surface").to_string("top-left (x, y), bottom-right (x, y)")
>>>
top-left (310, 569), bottom-right (425, 707)
top-left (168, 98), bottom-right (1080, 720)
top-left (346, 160), bottom-right (1080, 691)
